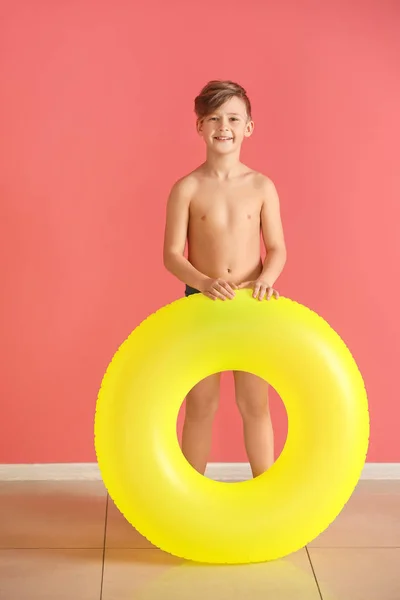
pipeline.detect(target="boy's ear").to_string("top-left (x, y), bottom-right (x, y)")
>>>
top-left (196, 118), bottom-right (204, 135)
top-left (244, 120), bottom-right (255, 138)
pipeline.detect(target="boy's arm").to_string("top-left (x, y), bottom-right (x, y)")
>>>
top-left (163, 178), bottom-right (209, 291)
top-left (259, 177), bottom-right (287, 287)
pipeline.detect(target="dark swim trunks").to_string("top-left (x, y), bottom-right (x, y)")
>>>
top-left (185, 284), bottom-right (201, 297)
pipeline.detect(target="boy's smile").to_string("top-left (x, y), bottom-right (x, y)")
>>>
top-left (197, 96), bottom-right (254, 151)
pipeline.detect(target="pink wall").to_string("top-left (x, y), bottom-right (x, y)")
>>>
top-left (1, 0), bottom-right (399, 464)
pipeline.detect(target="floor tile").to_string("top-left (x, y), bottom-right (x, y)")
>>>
top-left (0, 481), bottom-right (107, 548)
top-left (309, 548), bottom-right (400, 600)
top-left (309, 482), bottom-right (400, 548)
top-left (0, 549), bottom-right (102, 600)
top-left (102, 547), bottom-right (321, 600)
top-left (105, 497), bottom-right (156, 549)
top-left (355, 480), bottom-right (400, 495)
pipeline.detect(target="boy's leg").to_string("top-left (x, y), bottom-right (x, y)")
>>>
top-left (181, 373), bottom-right (221, 475)
top-left (233, 371), bottom-right (274, 478)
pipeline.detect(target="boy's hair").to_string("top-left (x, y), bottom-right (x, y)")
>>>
top-left (194, 80), bottom-right (252, 123)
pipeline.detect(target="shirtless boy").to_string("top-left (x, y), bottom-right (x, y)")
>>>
top-left (163, 80), bottom-right (287, 478)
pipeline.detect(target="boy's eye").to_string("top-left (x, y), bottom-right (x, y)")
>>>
top-left (209, 117), bottom-right (238, 121)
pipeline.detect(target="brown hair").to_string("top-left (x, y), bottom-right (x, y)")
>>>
top-left (194, 80), bottom-right (252, 123)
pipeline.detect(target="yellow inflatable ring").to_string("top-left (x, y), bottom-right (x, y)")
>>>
top-left (94, 289), bottom-right (369, 564)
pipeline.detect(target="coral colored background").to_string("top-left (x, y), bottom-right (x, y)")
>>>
top-left (1, 0), bottom-right (399, 464)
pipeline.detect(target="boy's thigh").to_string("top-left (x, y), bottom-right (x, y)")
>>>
top-left (186, 372), bottom-right (221, 400)
top-left (186, 372), bottom-right (269, 399)
top-left (233, 370), bottom-right (269, 400)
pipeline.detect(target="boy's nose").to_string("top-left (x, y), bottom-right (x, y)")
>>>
top-left (218, 117), bottom-right (229, 128)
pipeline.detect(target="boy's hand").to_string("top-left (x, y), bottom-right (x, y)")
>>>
top-left (200, 278), bottom-right (237, 301)
top-left (237, 278), bottom-right (280, 301)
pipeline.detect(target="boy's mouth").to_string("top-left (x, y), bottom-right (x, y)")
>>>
top-left (214, 137), bottom-right (233, 142)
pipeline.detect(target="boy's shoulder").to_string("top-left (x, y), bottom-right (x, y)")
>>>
top-left (251, 171), bottom-right (278, 198)
top-left (251, 170), bottom-right (274, 186)
top-left (170, 169), bottom-right (200, 196)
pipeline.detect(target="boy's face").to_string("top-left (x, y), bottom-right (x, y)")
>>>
top-left (196, 96), bottom-right (254, 152)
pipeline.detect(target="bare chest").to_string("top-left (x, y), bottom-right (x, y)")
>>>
top-left (189, 182), bottom-right (263, 230)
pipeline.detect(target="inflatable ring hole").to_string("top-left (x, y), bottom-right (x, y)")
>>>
top-left (176, 370), bottom-right (288, 483)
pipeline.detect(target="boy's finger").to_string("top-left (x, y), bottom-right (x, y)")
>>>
top-left (259, 287), bottom-right (267, 301)
top-left (217, 287), bottom-right (229, 300)
top-left (222, 282), bottom-right (236, 297)
top-left (218, 283), bottom-right (234, 298)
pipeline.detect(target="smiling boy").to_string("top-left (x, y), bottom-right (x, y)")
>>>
top-left (163, 80), bottom-right (287, 478)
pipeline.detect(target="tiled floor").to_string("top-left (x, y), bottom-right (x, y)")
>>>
top-left (0, 480), bottom-right (399, 599)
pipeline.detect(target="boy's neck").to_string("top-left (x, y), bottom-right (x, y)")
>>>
top-left (202, 150), bottom-right (244, 180)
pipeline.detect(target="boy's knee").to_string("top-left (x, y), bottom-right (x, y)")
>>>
top-left (236, 394), bottom-right (270, 419)
top-left (185, 394), bottom-right (219, 420)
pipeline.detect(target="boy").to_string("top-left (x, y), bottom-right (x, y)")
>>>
top-left (163, 80), bottom-right (287, 478)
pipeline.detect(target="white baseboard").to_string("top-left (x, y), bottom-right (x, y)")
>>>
top-left (0, 462), bottom-right (399, 481)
